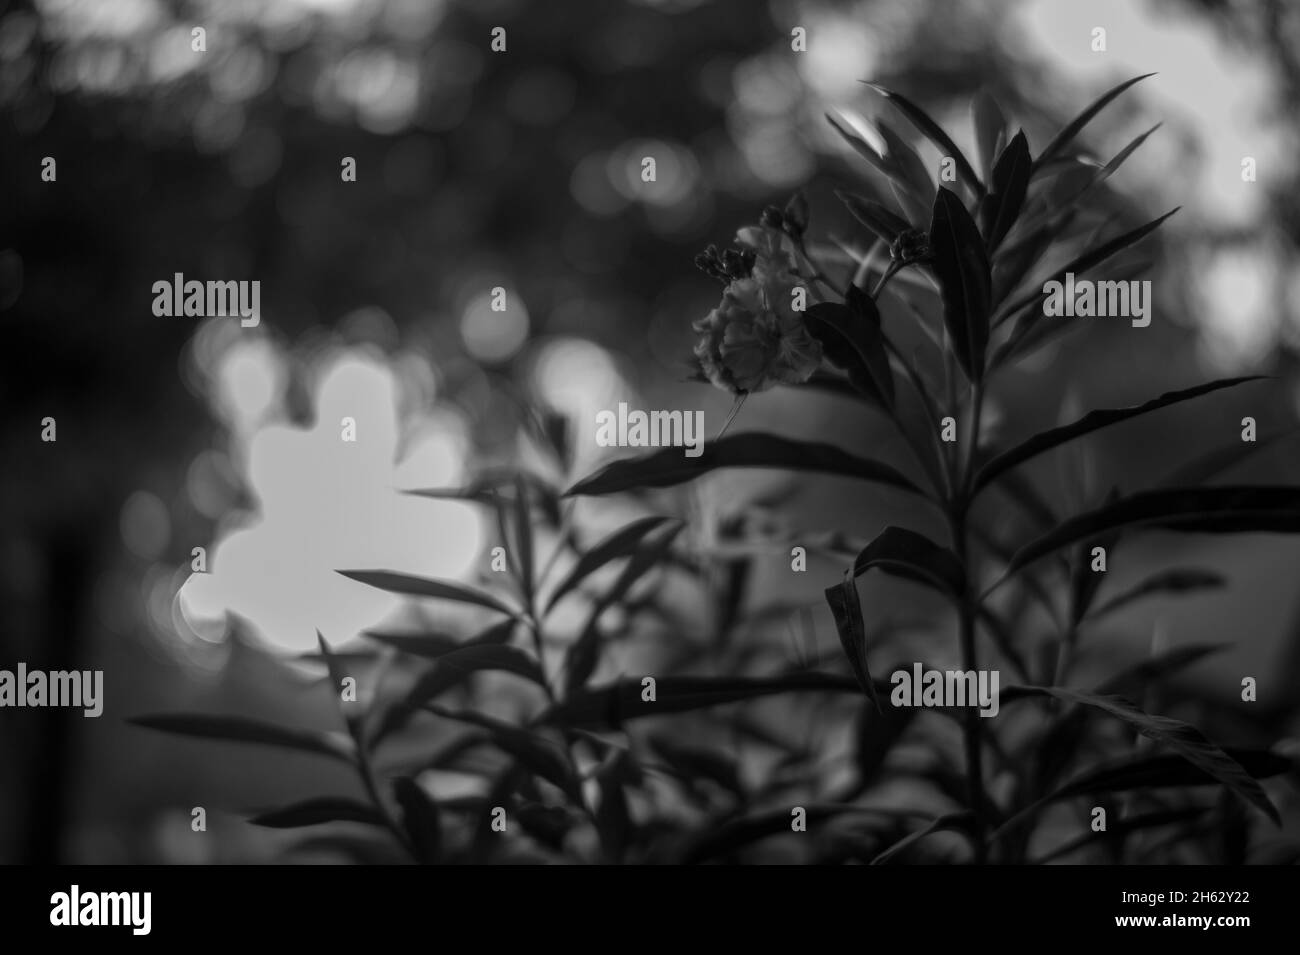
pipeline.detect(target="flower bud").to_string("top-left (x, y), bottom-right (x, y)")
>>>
top-left (890, 228), bottom-right (931, 264)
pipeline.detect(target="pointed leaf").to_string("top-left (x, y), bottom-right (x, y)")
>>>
top-left (593, 750), bottom-right (633, 859)
top-left (426, 705), bottom-right (581, 801)
top-left (1035, 73), bottom-right (1157, 169)
top-left (929, 186), bottom-right (991, 382)
top-left (826, 112), bottom-right (892, 176)
top-left (394, 777), bottom-right (442, 863)
top-left (1000, 747), bottom-right (1289, 847)
top-left (536, 672), bottom-right (863, 729)
top-left (848, 525), bottom-right (966, 599)
top-left (648, 736), bottom-right (744, 797)
top-left (974, 377), bottom-right (1265, 497)
top-left (864, 84), bottom-right (985, 196)
top-left (995, 258), bottom-right (1152, 365)
top-left (1001, 686), bottom-right (1281, 824)
top-left (971, 89), bottom-right (1007, 182)
top-left (362, 617), bottom-right (516, 660)
top-left (1095, 644), bottom-right (1227, 700)
top-left (317, 631), bottom-right (364, 745)
top-left (248, 797), bottom-right (386, 829)
top-left (563, 522), bottom-right (684, 694)
top-left (564, 433), bottom-right (923, 498)
top-left (1092, 569), bottom-right (1227, 620)
top-left (1053, 749), bottom-right (1292, 801)
top-left (1013, 124), bottom-right (1162, 241)
top-left (995, 486), bottom-right (1300, 581)
top-left (1160, 425), bottom-right (1300, 488)
top-left (510, 476), bottom-right (535, 607)
top-left (870, 811), bottom-right (974, 865)
top-left (979, 130), bottom-right (1031, 251)
top-left (804, 300), bottom-right (894, 407)
top-left (996, 207), bottom-right (1179, 335)
top-left (338, 570), bottom-right (516, 617)
top-left (876, 120), bottom-right (935, 205)
top-left (403, 468), bottom-right (554, 504)
top-left (838, 190), bottom-right (911, 242)
top-left (129, 714), bottom-right (355, 763)
top-left (545, 516), bottom-right (678, 613)
top-left (825, 572), bottom-right (880, 711)
top-left (374, 643), bottom-right (548, 744)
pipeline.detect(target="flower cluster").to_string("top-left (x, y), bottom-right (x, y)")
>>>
top-left (691, 223), bottom-right (823, 394)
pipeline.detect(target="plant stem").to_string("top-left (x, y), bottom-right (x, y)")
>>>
top-left (870, 260), bottom-right (903, 299)
top-left (953, 377), bottom-right (989, 864)
top-left (356, 742), bottom-right (419, 861)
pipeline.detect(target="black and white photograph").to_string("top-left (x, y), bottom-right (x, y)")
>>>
top-left (1, 0), bottom-right (1299, 933)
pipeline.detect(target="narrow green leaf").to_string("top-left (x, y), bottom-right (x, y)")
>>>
top-left (394, 777), bottom-right (442, 863)
top-left (1091, 569), bottom-right (1227, 620)
top-left (870, 811), bottom-right (974, 865)
top-left (129, 714), bottom-right (355, 764)
top-left (855, 699), bottom-right (916, 785)
top-left (804, 299), bottom-right (894, 407)
top-left (826, 112), bottom-right (892, 176)
top-left (1035, 73), bottom-right (1157, 169)
top-left (536, 672), bottom-right (863, 729)
top-left (1094, 644), bottom-right (1227, 697)
top-left (411, 643), bottom-right (546, 695)
top-left (373, 643), bottom-right (548, 744)
top-left (838, 190), bottom-right (911, 242)
top-left (825, 572), bottom-right (880, 711)
top-left (564, 433), bottom-right (923, 498)
top-left (877, 120), bottom-right (935, 207)
top-left (317, 631), bottom-right (364, 747)
top-left (362, 617), bottom-right (516, 660)
top-left (994, 258), bottom-right (1152, 365)
top-left (1027, 643), bottom-right (1228, 795)
top-left (971, 89), bottom-right (1007, 182)
top-left (1052, 749), bottom-right (1292, 801)
top-left (848, 525), bottom-right (966, 599)
top-left (648, 736), bottom-right (743, 797)
top-left (864, 83), bottom-right (985, 196)
top-left (979, 130), bottom-right (1031, 251)
top-left (564, 523), bottom-right (684, 695)
top-left (1067, 488), bottom-right (1122, 623)
top-left (403, 468), bottom-right (554, 504)
top-left (249, 797), bottom-right (386, 829)
top-left (802, 369), bottom-right (882, 405)
top-left (1001, 686), bottom-right (1281, 824)
top-left (1159, 425), bottom-right (1300, 488)
top-left (511, 476), bottom-right (535, 607)
top-left (994, 486), bottom-right (1300, 582)
top-left (1013, 124), bottom-right (1162, 241)
top-left (996, 207), bottom-right (1179, 333)
top-left (545, 516), bottom-right (679, 613)
top-left (929, 186), bottom-right (992, 382)
top-left (998, 747), bottom-right (1288, 847)
top-left (426, 705), bottom-right (581, 801)
top-left (824, 112), bottom-right (929, 223)
top-left (338, 569), bottom-right (516, 617)
top-left (594, 750), bottom-right (633, 860)
top-left (973, 377), bottom-right (1266, 496)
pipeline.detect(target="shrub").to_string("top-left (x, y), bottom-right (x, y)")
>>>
top-left (135, 78), bottom-right (1300, 864)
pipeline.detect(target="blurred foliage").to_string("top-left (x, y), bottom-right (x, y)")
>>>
top-left (4, 0), bottom-right (1300, 862)
top-left (136, 78), bottom-right (1300, 864)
